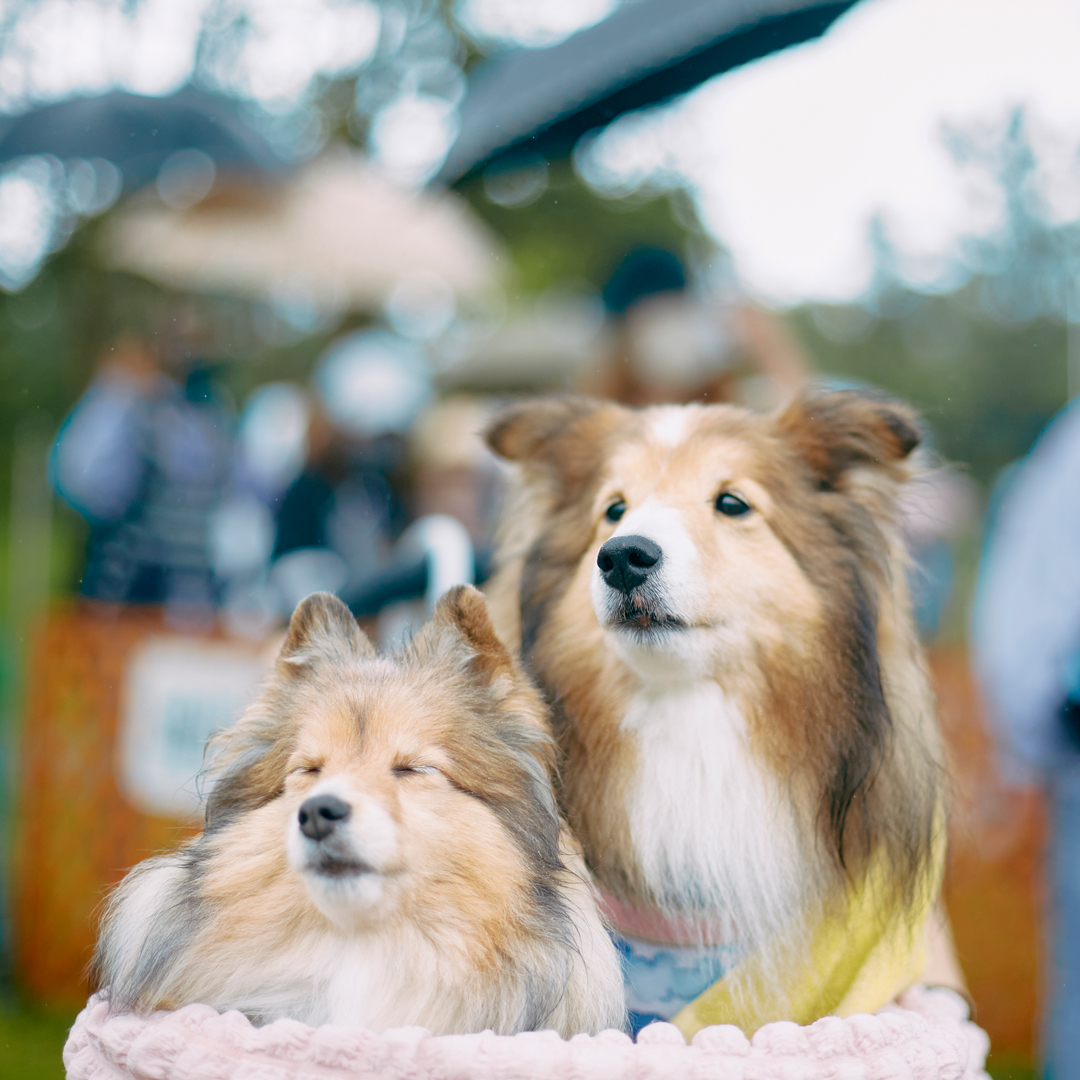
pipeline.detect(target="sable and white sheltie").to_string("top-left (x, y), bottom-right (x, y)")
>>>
top-left (484, 390), bottom-right (946, 1026)
top-left (91, 587), bottom-right (626, 1036)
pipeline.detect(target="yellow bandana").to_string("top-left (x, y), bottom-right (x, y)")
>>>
top-left (672, 835), bottom-right (946, 1038)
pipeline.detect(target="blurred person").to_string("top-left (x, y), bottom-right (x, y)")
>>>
top-left (211, 382), bottom-right (310, 637)
top-left (51, 331), bottom-right (233, 628)
top-left (231, 382), bottom-right (312, 508)
top-left (579, 246), bottom-right (807, 407)
top-left (898, 466), bottom-right (977, 640)
top-left (271, 406), bottom-right (409, 583)
top-left (973, 399), bottom-right (1080, 1078)
top-left (268, 329), bottom-right (431, 615)
top-left (583, 246), bottom-right (710, 404)
top-left (409, 395), bottom-right (500, 555)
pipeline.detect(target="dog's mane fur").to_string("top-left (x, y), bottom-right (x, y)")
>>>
top-left (484, 390), bottom-right (945, 970)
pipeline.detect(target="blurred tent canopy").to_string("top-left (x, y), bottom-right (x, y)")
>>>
top-left (437, 0), bottom-right (860, 185)
top-left (105, 153), bottom-right (505, 311)
top-left (0, 88), bottom-right (285, 192)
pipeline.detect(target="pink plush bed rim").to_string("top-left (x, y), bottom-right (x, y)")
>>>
top-left (64, 984), bottom-right (990, 1080)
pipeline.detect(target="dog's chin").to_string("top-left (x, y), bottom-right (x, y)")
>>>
top-left (287, 839), bottom-right (394, 927)
top-left (596, 595), bottom-right (721, 682)
top-left (601, 596), bottom-right (687, 644)
top-left (300, 859), bottom-right (389, 926)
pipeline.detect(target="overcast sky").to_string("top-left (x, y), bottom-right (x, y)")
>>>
top-left (580, 0), bottom-right (1080, 305)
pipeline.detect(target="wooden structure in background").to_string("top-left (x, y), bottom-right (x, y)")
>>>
top-left (12, 604), bottom-right (262, 1006)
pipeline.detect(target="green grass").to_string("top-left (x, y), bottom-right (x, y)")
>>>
top-left (986, 1054), bottom-right (1038, 1080)
top-left (0, 998), bottom-right (79, 1080)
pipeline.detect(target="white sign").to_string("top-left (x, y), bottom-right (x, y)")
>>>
top-left (119, 637), bottom-right (266, 819)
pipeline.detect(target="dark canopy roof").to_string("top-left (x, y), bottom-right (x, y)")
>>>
top-left (437, 0), bottom-right (858, 186)
top-left (0, 87), bottom-right (283, 191)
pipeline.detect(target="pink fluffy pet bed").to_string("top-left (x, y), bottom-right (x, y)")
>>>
top-left (65, 985), bottom-right (989, 1080)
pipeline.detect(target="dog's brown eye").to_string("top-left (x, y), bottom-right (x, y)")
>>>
top-left (716, 492), bottom-right (751, 517)
top-left (605, 500), bottom-right (626, 523)
top-left (290, 765), bottom-right (321, 776)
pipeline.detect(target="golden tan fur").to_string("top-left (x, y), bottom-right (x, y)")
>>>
top-left (485, 392), bottom-right (945, 978)
top-left (91, 587), bottom-right (626, 1036)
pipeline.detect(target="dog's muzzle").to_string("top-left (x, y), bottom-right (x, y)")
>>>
top-left (296, 793), bottom-right (374, 878)
top-left (596, 534), bottom-right (686, 633)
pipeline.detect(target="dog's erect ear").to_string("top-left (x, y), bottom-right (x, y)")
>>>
top-left (485, 395), bottom-right (625, 491)
top-left (411, 584), bottom-right (513, 685)
top-left (432, 583), bottom-right (515, 685)
top-left (278, 591), bottom-right (374, 670)
top-left (775, 390), bottom-right (921, 490)
top-left (413, 585), bottom-right (552, 735)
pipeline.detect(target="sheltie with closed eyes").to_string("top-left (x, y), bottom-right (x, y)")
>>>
top-left (483, 390), bottom-right (950, 1034)
top-left (91, 586), bottom-right (626, 1037)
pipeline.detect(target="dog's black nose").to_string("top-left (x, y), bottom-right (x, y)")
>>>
top-left (597, 535), bottom-right (662, 595)
top-left (298, 794), bottom-right (351, 841)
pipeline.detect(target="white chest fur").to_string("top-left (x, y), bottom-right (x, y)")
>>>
top-left (216, 927), bottom-right (530, 1034)
top-left (619, 680), bottom-right (810, 950)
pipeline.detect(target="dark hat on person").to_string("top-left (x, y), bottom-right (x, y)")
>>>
top-left (602, 247), bottom-right (687, 315)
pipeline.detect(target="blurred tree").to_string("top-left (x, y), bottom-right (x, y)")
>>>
top-left (947, 109), bottom-right (1080, 326)
top-left (789, 107), bottom-right (1078, 489)
top-left (789, 294), bottom-right (1066, 488)
top-left (0, 0), bottom-right (469, 175)
top-left (458, 160), bottom-right (704, 297)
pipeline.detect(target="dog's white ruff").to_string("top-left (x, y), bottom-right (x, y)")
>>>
top-left (618, 681), bottom-right (808, 949)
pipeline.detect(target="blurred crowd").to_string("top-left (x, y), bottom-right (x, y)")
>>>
top-left (46, 250), bottom-right (975, 650)
top-left (50, 314), bottom-right (467, 642)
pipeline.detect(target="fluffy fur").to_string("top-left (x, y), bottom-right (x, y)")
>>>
top-left (484, 390), bottom-right (946, 996)
top-left (91, 587), bottom-right (626, 1037)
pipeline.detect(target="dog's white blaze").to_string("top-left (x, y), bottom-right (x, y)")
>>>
top-left (346, 794), bottom-right (399, 870)
top-left (621, 681), bottom-right (808, 951)
top-left (648, 406), bottom-right (691, 447)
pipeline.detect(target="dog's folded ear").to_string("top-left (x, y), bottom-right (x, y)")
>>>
top-left (278, 592), bottom-right (375, 671)
top-left (485, 395), bottom-right (625, 491)
top-left (775, 390), bottom-right (921, 491)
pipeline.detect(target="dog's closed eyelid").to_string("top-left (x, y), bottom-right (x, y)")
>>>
top-left (289, 764), bottom-right (322, 776)
top-left (393, 763), bottom-right (439, 776)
